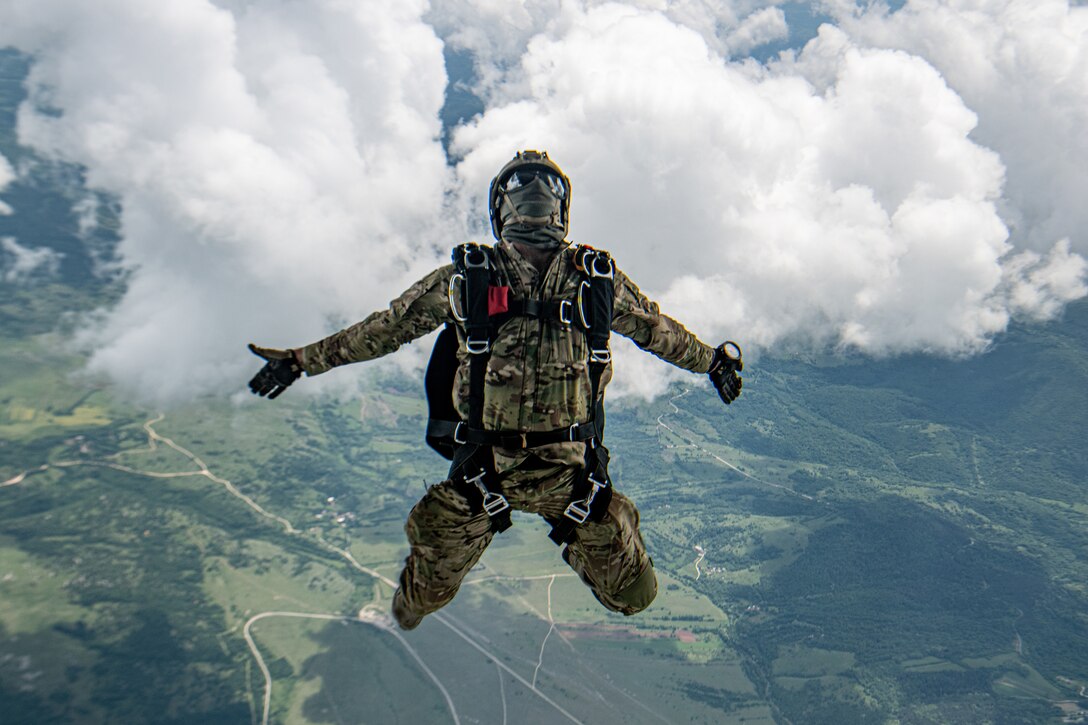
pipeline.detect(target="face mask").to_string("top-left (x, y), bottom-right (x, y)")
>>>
top-left (500, 176), bottom-right (563, 226)
top-left (501, 221), bottom-right (566, 250)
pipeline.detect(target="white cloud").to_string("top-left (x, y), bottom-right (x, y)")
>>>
top-left (827, 0), bottom-right (1088, 254)
top-left (0, 0), bottom-right (451, 402)
top-left (723, 6), bottom-right (789, 57)
top-left (1002, 239), bottom-right (1088, 320)
top-left (447, 3), bottom-right (1081, 400)
top-left (1, 236), bottom-right (63, 282)
top-left (0, 152), bottom-right (14, 214)
top-left (0, 0), bottom-right (1084, 403)
top-left (425, 0), bottom-right (790, 90)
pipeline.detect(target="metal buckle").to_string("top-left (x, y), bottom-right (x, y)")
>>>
top-left (590, 254), bottom-right (614, 279)
top-left (453, 422), bottom-right (467, 445)
top-left (465, 468), bottom-right (486, 487)
top-left (465, 469), bottom-right (509, 516)
top-left (574, 246), bottom-right (592, 273)
top-left (568, 423), bottom-right (579, 441)
top-left (576, 280), bottom-right (591, 328)
top-left (465, 469), bottom-right (490, 497)
top-left (563, 476), bottom-right (606, 525)
top-left (590, 347), bottom-right (611, 364)
top-left (563, 500), bottom-right (591, 524)
top-left (466, 337), bottom-right (490, 355)
top-left (482, 492), bottom-right (510, 516)
top-left (558, 299), bottom-right (573, 325)
top-left (465, 468), bottom-right (507, 513)
top-left (448, 273), bottom-right (466, 322)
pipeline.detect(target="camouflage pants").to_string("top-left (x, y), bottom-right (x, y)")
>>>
top-left (397, 458), bottom-right (656, 621)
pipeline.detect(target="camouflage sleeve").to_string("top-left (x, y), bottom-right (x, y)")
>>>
top-left (611, 267), bottom-right (716, 374)
top-left (295, 264), bottom-right (454, 376)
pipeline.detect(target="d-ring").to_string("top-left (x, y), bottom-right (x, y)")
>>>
top-left (448, 273), bottom-right (467, 322)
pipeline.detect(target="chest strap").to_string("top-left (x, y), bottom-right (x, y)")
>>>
top-left (427, 418), bottom-right (601, 449)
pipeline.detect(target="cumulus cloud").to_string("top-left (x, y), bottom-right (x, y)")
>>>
top-left (425, 0), bottom-right (790, 89)
top-left (0, 0), bottom-right (450, 401)
top-left (723, 6), bottom-right (789, 56)
top-left (447, 2), bottom-right (1084, 400)
top-left (827, 0), bottom-right (1088, 254)
top-left (0, 0), bottom-right (1084, 403)
top-left (1002, 239), bottom-right (1088, 320)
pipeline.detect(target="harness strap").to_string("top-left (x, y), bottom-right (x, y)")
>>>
top-left (499, 297), bottom-right (574, 325)
top-left (546, 248), bottom-right (615, 545)
top-left (451, 244), bottom-right (512, 532)
top-left (424, 324), bottom-right (462, 461)
top-left (548, 438), bottom-right (614, 545)
top-left (437, 243), bottom-right (617, 538)
top-left (427, 419), bottom-right (601, 449)
top-left (449, 444), bottom-right (512, 533)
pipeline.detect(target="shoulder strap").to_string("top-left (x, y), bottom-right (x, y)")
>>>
top-left (448, 243), bottom-right (512, 533)
top-left (424, 323), bottom-right (461, 460)
top-left (573, 245), bottom-right (615, 434)
top-left (452, 242), bottom-right (494, 429)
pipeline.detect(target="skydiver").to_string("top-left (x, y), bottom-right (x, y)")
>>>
top-left (248, 150), bottom-right (743, 630)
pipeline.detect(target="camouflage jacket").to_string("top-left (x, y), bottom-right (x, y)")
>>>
top-left (296, 241), bottom-right (715, 470)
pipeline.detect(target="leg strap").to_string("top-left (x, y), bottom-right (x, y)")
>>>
top-left (450, 444), bottom-right (512, 533)
top-left (548, 443), bottom-right (613, 545)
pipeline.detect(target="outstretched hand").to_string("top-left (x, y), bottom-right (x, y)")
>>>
top-left (248, 344), bottom-right (302, 399)
top-left (708, 341), bottom-right (743, 405)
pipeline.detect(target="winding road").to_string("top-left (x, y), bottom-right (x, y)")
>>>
top-left (656, 388), bottom-right (812, 501)
top-left (4, 389), bottom-right (793, 723)
top-left (3, 415), bottom-right (589, 725)
top-left (692, 545), bottom-right (705, 581)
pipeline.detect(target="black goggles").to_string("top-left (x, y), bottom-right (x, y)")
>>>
top-left (502, 169), bottom-right (567, 199)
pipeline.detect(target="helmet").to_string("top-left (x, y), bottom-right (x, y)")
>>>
top-left (488, 150), bottom-right (572, 241)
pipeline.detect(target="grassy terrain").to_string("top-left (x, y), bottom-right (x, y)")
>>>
top-left (598, 302), bottom-right (1088, 724)
top-left (1, 325), bottom-right (778, 723)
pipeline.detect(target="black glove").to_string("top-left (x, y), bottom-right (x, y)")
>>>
top-left (248, 344), bottom-right (302, 399)
top-left (708, 341), bottom-right (743, 405)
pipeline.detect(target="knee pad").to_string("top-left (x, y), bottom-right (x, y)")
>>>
top-left (612, 562), bottom-right (658, 615)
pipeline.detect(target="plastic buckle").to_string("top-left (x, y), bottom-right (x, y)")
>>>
top-left (464, 244), bottom-right (489, 269)
top-left (590, 347), bottom-right (612, 364)
top-left (482, 492), bottom-right (510, 516)
top-left (558, 300), bottom-right (573, 325)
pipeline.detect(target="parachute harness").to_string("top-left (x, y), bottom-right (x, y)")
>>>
top-left (425, 242), bottom-right (615, 543)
